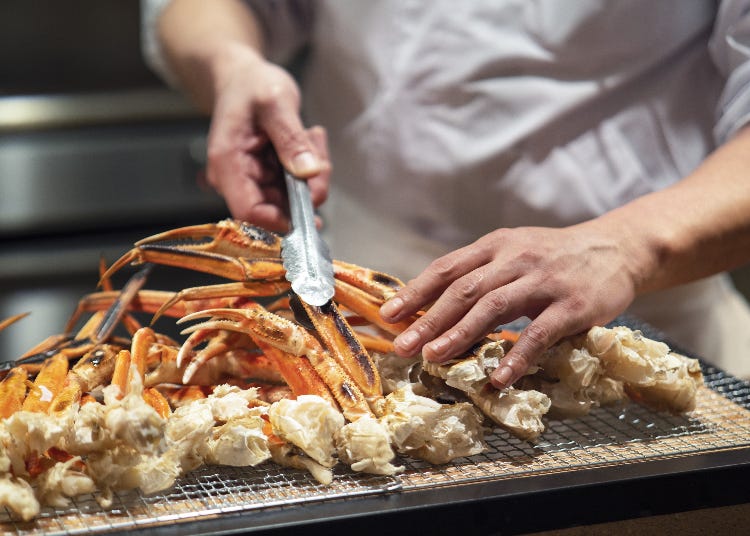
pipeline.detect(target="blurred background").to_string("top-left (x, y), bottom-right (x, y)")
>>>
top-left (0, 1), bottom-right (228, 359)
top-left (1, 1), bottom-right (750, 362)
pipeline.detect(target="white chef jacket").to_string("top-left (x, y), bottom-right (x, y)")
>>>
top-left (142, 0), bottom-right (750, 377)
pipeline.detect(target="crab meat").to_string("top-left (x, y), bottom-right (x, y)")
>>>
top-left (268, 395), bottom-right (345, 469)
top-left (376, 385), bottom-right (486, 464)
top-left (422, 341), bottom-right (551, 440)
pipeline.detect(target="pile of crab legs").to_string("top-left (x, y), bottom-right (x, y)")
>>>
top-left (0, 219), bottom-right (704, 521)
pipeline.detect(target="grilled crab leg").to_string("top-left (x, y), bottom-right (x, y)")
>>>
top-left (178, 302), bottom-right (374, 421)
top-left (101, 220), bottom-right (284, 283)
top-left (0, 312), bottom-right (30, 334)
top-left (101, 219), bottom-right (421, 334)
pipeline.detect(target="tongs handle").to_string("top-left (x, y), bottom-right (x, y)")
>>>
top-left (284, 170), bottom-right (317, 244)
top-left (281, 171), bottom-right (335, 306)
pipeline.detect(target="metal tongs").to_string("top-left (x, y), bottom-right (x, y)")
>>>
top-left (281, 170), bottom-right (335, 307)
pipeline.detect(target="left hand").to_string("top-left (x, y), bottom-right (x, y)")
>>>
top-left (379, 223), bottom-right (642, 389)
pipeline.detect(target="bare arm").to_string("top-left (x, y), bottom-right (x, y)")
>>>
top-left (157, 0), bottom-right (265, 112)
top-left (608, 124), bottom-right (750, 292)
top-left (381, 124), bottom-right (750, 388)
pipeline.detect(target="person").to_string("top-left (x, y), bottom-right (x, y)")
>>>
top-left (141, 0), bottom-right (750, 386)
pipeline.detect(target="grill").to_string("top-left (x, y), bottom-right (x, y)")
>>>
top-left (2, 329), bottom-right (750, 535)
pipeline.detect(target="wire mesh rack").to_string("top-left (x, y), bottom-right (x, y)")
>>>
top-left (2, 356), bottom-right (749, 535)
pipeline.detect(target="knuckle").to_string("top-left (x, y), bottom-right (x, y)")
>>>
top-left (447, 273), bottom-right (483, 302)
top-left (524, 322), bottom-right (553, 348)
top-left (565, 293), bottom-right (589, 315)
top-left (480, 290), bottom-right (510, 315)
top-left (449, 323), bottom-right (473, 344)
top-left (256, 80), bottom-right (299, 109)
top-left (428, 255), bottom-right (458, 278)
top-left (415, 313), bottom-right (443, 336)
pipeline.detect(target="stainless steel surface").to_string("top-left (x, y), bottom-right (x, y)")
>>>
top-left (2, 361), bottom-right (748, 535)
top-left (0, 122), bottom-right (222, 237)
top-left (282, 170), bottom-right (335, 306)
top-left (0, 90), bottom-right (198, 132)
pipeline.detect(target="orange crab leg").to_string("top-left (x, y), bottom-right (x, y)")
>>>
top-left (102, 220), bottom-right (284, 284)
top-left (297, 299), bottom-right (381, 402)
top-left (254, 340), bottom-right (337, 406)
top-left (333, 260), bottom-right (405, 302)
top-left (136, 220), bottom-right (282, 257)
top-left (0, 312), bottom-right (30, 333)
top-left (334, 279), bottom-right (417, 336)
top-left (352, 331), bottom-right (395, 354)
top-left (21, 353), bottom-right (69, 413)
top-left (0, 367), bottom-right (29, 418)
top-left (65, 290), bottom-right (177, 335)
top-left (179, 305), bottom-right (373, 420)
top-left (123, 327), bottom-right (172, 418)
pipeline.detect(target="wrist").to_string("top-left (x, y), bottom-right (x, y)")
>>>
top-left (208, 41), bottom-right (266, 97)
top-left (584, 203), bottom-right (671, 296)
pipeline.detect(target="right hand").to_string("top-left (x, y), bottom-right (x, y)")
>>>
top-left (206, 45), bottom-right (331, 233)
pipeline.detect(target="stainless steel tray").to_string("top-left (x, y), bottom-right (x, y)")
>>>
top-left (3, 325), bottom-right (750, 535)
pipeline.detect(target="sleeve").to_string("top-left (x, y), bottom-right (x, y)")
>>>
top-left (709, 0), bottom-right (750, 144)
top-left (140, 0), bottom-right (181, 88)
top-left (244, 0), bottom-right (315, 65)
top-left (139, 0), bottom-right (315, 89)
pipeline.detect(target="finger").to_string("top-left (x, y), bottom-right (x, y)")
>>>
top-left (224, 178), bottom-right (289, 233)
top-left (306, 126), bottom-right (331, 206)
top-left (256, 97), bottom-right (322, 178)
top-left (421, 280), bottom-right (531, 362)
top-left (490, 307), bottom-right (576, 389)
top-left (381, 244), bottom-right (494, 323)
top-left (394, 265), bottom-right (518, 359)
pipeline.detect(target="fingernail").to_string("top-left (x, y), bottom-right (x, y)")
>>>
top-left (394, 330), bottom-right (420, 353)
top-left (425, 336), bottom-right (450, 360)
top-left (380, 297), bottom-right (404, 320)
top-left (493, 366), bottom-right (514, 388)
top-left (291, 151), bottom-right (319, 175)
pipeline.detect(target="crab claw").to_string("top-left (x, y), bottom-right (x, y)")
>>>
top-left (178, 305), bottom-right (374, 421)
top-left (0, 312), bottom-right (30, 334)
top-left (100, 220), bottom-right (285, 284)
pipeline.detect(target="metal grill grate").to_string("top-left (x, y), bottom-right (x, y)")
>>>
top-left (2, 366), bottom-right (749, 535)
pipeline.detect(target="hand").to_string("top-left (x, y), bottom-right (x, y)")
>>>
top-left (379, 223), bottom-right (641, 389)
top-left (205, 46), bottom-right (331, 232)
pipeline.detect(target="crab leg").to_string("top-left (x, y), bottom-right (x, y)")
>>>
top-left (0, 367), bottom-right (29, 418)
top-left (295, 299), bottom-right (381, 404)
top-left (116, 328), bottom-right (172, 418)
top-left (0, 312), bottom-right (30, 333)
top-left (179, 305), bottom-right (373, 421)
top-left (101, 220), bottom-right (284, 284)
top-left (334, 279), bottom-right (416, 336)
top-left (101, 220), bottom-right (422, 336)
top-left (254, 340), bottom-right (337, 406)
top-left (333, 260), bottom-right (404, 302)
top-left (21, 353), bottom-right (69, 414)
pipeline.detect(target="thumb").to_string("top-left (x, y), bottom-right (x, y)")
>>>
top-left (258, 103), bottom-right (322, 178)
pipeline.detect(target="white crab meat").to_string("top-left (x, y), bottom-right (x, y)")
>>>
top-left (35, 457), bottom-right (96, 508)
top-left (540, 342), bottom-right (602, 391)
top-left (0, 474), bottom-right (39, 521)
top-left (201, 384), bottom-right (262, 421)
top-left (3, 411), bottom-right (67, 476)
top-left (268, 395), bottom-right (345, 468)
top-left (422, 341), bottom-right (550, 441)
top-left (199, 415), bottom-right (271, 467)
top-left (584, 326), bottom-right (703, 412)
top-left (377, 385), bottom-right (486, 464)
top-left (372, 352), bottom-right (421, 394)
top-left (335, 415), bottom-right (402, 475)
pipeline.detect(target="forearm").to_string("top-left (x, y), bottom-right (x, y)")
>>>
top-left (157, 0), bottom-right (265, 112)
top-left (592, 124), bottom-right (750, 294)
